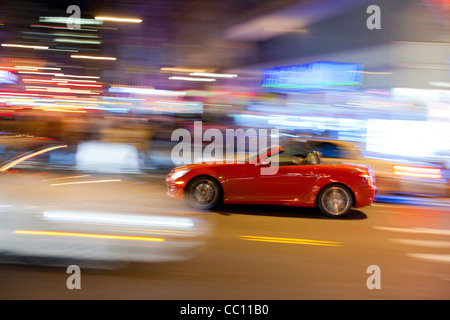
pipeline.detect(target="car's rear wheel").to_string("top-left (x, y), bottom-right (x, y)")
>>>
top-left (186, 176), bottom-right (221, 210)
top-left (317, 184), bottom-right (353, 217)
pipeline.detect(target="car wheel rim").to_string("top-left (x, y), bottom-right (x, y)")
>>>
top-left (321, 187), bottom-right (350, 216)
top-left (190, 180), bottom-right (218, 207)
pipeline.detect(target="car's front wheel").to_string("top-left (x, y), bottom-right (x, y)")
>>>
top-left (317, 184), bottom-right (353, 217)
top-left (186, 176), bottom-right (222, 210)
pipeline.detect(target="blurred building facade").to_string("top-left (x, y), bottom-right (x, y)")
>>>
top-left (213, 0), bottom-right (450, 162)
top-left (0, 0), bottom-right (449, 165)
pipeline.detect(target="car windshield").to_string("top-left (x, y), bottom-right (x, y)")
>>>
top-left (241, 146), bottom-right (320, 165)
top-left (242, 146), bottom-right (278, 163)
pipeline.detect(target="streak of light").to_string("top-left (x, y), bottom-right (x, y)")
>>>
top-left (51, 78), bottom-right (97, 83)
top-left (71, 55), bottom-right (116, 61)
top-left (31, 24), bottom-right (97, 31)
top-left (239, 235), bottom-right (343, 247)
top-left (169, 76), bottom-right (216, 82)
top-left (160, 67), bottom-right (217, 73)
top-left (15, 66), bottom-right (61, 71)
top-left (189, 72), bottom-right (238, 78)
top-left (57, 82), bottom-right (102, 88)
top-left (1, 43), bottom-right (48, 50)
top-left (42, 211), bottom-right (195, 229)
top-left (49, 179), bottom-right (122, 187)
top-left (18, 71), bottom-right (63, 76)
top-left (54, 38), bottom-right (101, 45)
top-left (43, 174), bottom-right (90, 182)
top-left (14, 230), bottom-right (165, 242)
top-left (0, 145), bottom-right (67, 172)
top-left (54, 74), bottom-right (99, 79)
top-left (95, 16), bottom-right (142, 23)
top-left (393, 165), bottom-right (442, 179)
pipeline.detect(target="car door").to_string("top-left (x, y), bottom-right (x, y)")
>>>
top-left (242, 154), bottom-right (319, 202)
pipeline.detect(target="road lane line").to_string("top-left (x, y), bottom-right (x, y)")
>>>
top-left (14, 230), bottom-right (165, 242)
top-left (407, 254), bottom-right (450, 264)
top-left (374, 226), bottom-right (450, 236)
top-left (238, 235), bottom-right (343, 247)
top-left (49, 179), bottom-right (122, 187)
top-left (390, 238), bottom-right (450, 248)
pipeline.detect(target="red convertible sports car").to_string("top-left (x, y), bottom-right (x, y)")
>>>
top-left (166, 145), bottom-right (376, 217)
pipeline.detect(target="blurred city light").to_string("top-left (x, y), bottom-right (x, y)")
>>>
top-left (1, 43), bottom-right (49, 50)
top-left (70, 55), bottom-right (116, 60)
top-left (94, 16), bottom-right (142, 23)
top-left (0, 0), bottom-right (449, 281)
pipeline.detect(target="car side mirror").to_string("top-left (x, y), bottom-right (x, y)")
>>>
top-left (255, 160), bottom-right (271, 167)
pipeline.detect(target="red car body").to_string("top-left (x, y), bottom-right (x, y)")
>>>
top-left (166, 146), bottom-right (376, 216)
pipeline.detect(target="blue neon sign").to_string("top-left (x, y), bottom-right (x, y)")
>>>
top-left (261, 61), bottom-right (363, 91)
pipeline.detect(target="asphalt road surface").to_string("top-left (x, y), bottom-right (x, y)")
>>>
top-left (0, 177), bottom-right (449, 300)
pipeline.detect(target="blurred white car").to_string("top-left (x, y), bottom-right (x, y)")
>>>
top-left (0, 136), bottom-right (213, 268)
top-left (284, 137), bottom-right (447, 197)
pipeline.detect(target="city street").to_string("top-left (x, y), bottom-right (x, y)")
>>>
top-left (1, 0), bottom-right (449, 305)
top-left (0, 177), bottom-right (448, 300)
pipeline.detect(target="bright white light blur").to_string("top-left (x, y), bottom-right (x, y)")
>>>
top-left (25, 86), bottom-right (96, 94)
top-left (42, 211), bottom-right (194, 229)
top-left (170, 169), bottom-right (190, 180)
top-left (75, 141), bottom-right (141, 173)
top-left (53, 32), bottom-right (100, 39)
top-left (54, 74), bottom-right (100, 79)
top-left (108, 86), bottom-right (186, 97)
top-left (189, 72), bottom-right (238, 78)
top-left (52, 78), bottom-right (97, 83)
top-left (71, 55), bottom-right (116, 61)
top-left (95, 16), bottom-right (142, 23)
top-left (54, 38), bottom-right (101, 45)
top-left (429, 81), bottom-right (450, 88)
top-left (49, 179), bottom-right (122, 187)
top-left (15, 66), bottom-right (61, 71)
top-left (18, 71), bottom-right (63, 76)
top-left (161, 67), bottom-right (216, 73)
top-left (169, 76), bottom-right (216, 82)
top-left (366, 119), bottom-right (450, 158)
top-left (39, 17), bottom-right (103, 25)
top-left (346, 70), bottom-right (391, 75)
top-left (393, 166), bottom-right (442, 179)
top-left (2, 43), bottom-right (49, 50)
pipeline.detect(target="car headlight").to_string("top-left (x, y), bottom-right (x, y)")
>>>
top-left (170, 169), bottom-right (190, 181)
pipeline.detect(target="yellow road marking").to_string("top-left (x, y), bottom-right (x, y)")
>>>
top-left (14, 230), bottom-right (164, 242)
top-left (239, 235), bottom-right (343, 247)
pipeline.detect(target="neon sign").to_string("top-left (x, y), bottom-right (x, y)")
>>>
top-left (261, 61), bottom-right (363, 91)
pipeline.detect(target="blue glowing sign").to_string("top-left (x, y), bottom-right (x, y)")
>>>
top-left (261, 61), bottom-right (363, 91)
top-left (0, 71), bottom-right (18, 84)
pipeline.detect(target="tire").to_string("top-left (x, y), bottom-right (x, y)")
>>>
top-left (317, 184), bottom-right (353, 217)
top-left (185, 176), bottom-right (222, 210)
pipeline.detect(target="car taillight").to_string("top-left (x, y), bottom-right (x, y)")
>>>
top-left (393, 165), bottom-right (442, 179)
